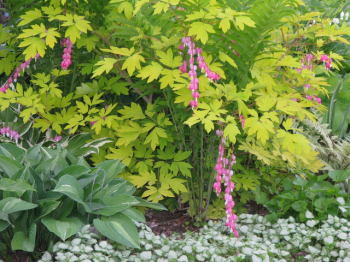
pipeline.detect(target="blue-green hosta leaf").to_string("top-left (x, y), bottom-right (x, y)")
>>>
top-left (67, 134), bottom-right (113, 158)
top-left (0, 220), bottom-right (10, 232)
top-left (133, 197), bottom-right (167, 211)
top-left (35, 154), bottom-right (69, 175)
top-left (103, 179), bottom-right (136, 196)
top-left (35, 200), bottom-right (61, 222)
top-left (42, 216), bottom-right (83, 241)
top-left (55, 165), bottom-right (91, 179)
top-left (0, 156), bottom-right (23, 178)
top-left (0, 143), bottom-right (25, 161)
top-left (90, 195), bottom-right (139, 216)
top-left (0, 197), bottom-right (37, 214)
top-left (53, 175), bottom-right (91, 212)
top-left (0, 178), bottom-right (36, 197)
top-left (122, 207), bottom-right (146, 223)
top-left (94, 213), bottom-right (140, 248)
top-left (93, 160), bottom-right (125, 185)
top-left (11, 223), bottom-right (36, 252)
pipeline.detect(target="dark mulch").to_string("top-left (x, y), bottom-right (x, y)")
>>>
top-left (145, 209), bottom-right (201, 237)
top-left (145, 201), bottom-right (269, 237)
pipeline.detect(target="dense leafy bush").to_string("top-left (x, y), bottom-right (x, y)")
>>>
top-left (2, 0), bottom-right (350, 238)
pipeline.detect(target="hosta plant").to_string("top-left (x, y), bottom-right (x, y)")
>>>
top-left (0, 142), bottom-right (164, 261)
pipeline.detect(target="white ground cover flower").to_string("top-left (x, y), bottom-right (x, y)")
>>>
top-left (39, 214), bottom-right (350, 262)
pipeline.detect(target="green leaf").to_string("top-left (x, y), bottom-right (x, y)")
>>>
top-left (94, 213), bottom-right (140, 248)
top-left (219, 51), bottom-right (237, 68)
top-left (53, 175), bottom-right (91, 212)
top-left (0, 179), bottom-right (36, 197)
top-left (188, 22), bottom-right (215, 44)
top-left (328, 170), bottom-right (350, 183)
top-left (11, 223), bottom-right (36, 252)
top-left (42, 216), bottom-right (83, 241)
top-left (291, 200), bottom-right (308, 212)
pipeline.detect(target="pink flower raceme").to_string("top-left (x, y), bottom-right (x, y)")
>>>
top-left (213, 129), bottom-right (238, 237)
top-left (0, 127), bottom-right (19, 143)
top-left (179, 37), bottom-right (221, 110)
top-left (1, 55), bottom-right (34, 92)
top-left (61, 38), bottom-right (73, 70)
top-left (52, 135), bottom-right (62, 142)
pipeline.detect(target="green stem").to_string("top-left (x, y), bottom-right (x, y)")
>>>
top-left (69, 48), bottom-right (78, 94)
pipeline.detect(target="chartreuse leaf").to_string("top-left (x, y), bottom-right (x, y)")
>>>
top-left (119, 103), bottom-right (145, 120)
top-left (118, 1), bottom-right (134, 19)
top-left (153, 1), bottom-right (169, 14)
top-left (245, 116), bottom-right (275, 145)
top-left (219, 51), bottom-right (237, 68)
top-left (129, 171), bottom-right (157, 188)
top-left (144, 127), bottom-right (167, 150)
top-left (160, 69), bottom-right (181, 89)
top-left (188, 22), bottom-right (215, 44)
top-left (18, 23), bottom-right (46, 39)
top-left (92, 58), bottom-right (117, 78)
top-left (116, 122), bottom-right (143, 146)
top-left (42, 216), bottom-right (83, 241)
top-left (122, 53), bottom-right (145, 76)
top-left (156, 49), bottom-right (182, 68)
top-left (94, 213), bottom-right (140, 248)
top-left (11, 223), bottom-right (36, 252)
top-left (101, 46), bottom-right (134, 56)
top-left (142, 185), bottom-right (165, 202)
top-left (159, 173), bottom-right (188, 194)
top-left (18, 37), bottom-right (47, 60)
top-left (63, 15), bottom-right (92, 44)
top-left (41, 28), bottom-right (61, 49)
top-left (136, 62), bottom-right (163, 82)
top-left (18, 9), bottom-right (42, 26)
top-left (235, 16), bottom-right (256, 30)
top-left (224, 123), bottom-right (240, 143)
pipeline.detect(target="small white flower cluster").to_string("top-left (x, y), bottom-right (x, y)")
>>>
top-left (330, 11), bottom-right (349, 25)
top-left (39, 214), bottom-right (350, 262)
